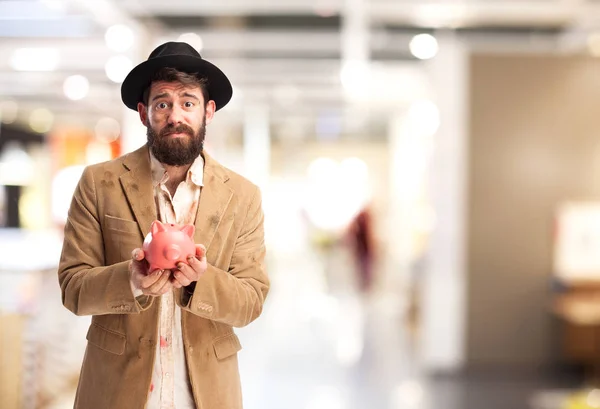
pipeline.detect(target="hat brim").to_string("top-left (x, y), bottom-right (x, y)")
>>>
top-left (121, 54), bottom-right (233, 111)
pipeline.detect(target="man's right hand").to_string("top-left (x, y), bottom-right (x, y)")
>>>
top-left (129, 248), bottom-right (173, 297)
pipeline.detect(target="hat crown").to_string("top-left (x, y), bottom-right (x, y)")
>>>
top-left (148, 42), bottom-right (201, 60)
top-left (122, 40), bottom-right (232, 111)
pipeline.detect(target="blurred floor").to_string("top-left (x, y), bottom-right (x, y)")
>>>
top-left (235, 248), bottom-right (583, 409)
top-left (12, 245), bottom-right (583, 409)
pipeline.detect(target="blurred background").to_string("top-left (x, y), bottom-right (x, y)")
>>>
top-left (5, 0), bottom-right (600, 408)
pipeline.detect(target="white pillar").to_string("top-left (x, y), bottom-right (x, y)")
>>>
top-left (420, 30), bottom-right (469, 372)
top-left (340, 0), bottom-right (370, 99)
top-left (388, 112), bottom-right (429, 281)
top-left (341, 0), bottom-right (369, 63)
top-left (243, 105), bottom-right (270, 189)
top-left (119, 30), bottom-right (154, 154)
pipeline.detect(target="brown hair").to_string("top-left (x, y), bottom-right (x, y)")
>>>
top-left (142, 68), bottom-right (209, 106)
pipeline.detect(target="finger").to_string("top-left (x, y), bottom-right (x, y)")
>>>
top-left (168, 270), bottom-right (185, 288)
top-left (186, 253), bottom-right (202, 269)
top-left (170, 277), bottom-right (183, 289)
top-left (175, 262), bottom-right (195, 281)
top-left (158, 285), bottom-right (172, 296)
top-left (145, 270), bottom-right (170, 293)
top-left (131, 248), bottom-right (145, 261)
top-left (195, 244), bottom-right (206, 259)
top-left (172, 268), bottom-right (193, 287)
top-left (148, 271), bottom-right (171, 295)
top-left (186, 255), bottom-right (207, 279)
top-left (139, 269), bottom-right (163, 288)
top-left (154, 276), bottom-right (174, 295)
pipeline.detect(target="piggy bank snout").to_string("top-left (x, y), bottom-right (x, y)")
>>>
top-left (164, 245), bottom-right (182, 261)
top-left (143, 221), bottom-right (195, 270)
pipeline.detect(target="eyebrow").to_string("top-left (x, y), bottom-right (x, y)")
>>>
top-left (150, 92), bottom-right (200, 103)
top-left (150, 93), bottom-right (169, 103)
top-left (181, 92), bottom-right (200, 101)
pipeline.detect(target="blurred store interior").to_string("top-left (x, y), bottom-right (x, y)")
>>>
top-left (6, 0), bottom-right (600, 408)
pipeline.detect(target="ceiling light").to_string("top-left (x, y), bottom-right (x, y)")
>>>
top-left (29, 108), bottom-right (54, 133)
top-left (63, 75), bottom-right (89, 101)
top-left (177, 33), bottom-right (203, 52)
top-left (11, 48), bottom-right (59, 71)
top-left (105, 24), bottom-right (135, 52)
top-left (0, 142), bottom-right (34, 186)
top-left (409, 33), bottom-right (439, 60)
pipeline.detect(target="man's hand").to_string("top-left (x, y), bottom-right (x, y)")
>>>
top-left (171, 244), bottom-right (208, 288)
top-left (129, 248), bottom-right (173, 296)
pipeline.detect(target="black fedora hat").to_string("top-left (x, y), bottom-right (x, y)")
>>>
top-left (121, 41), bottom-right (233, 111)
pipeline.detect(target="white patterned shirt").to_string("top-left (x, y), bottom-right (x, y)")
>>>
top-left (144, 151), bottom-right (204, 409)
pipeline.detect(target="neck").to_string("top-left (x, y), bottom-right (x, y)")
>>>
top-left (162, 163), bottom-right (191, 197)
top-left (163, 163), bottom-right (191, 186)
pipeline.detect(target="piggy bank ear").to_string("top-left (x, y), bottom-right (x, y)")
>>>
top-left (181, 224), bottom-right (195, 238)
top-left (151, 220), bottom-right (166, 235)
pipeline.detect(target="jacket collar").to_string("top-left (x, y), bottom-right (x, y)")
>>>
top-left (120, 145), bottom-right (233, 251)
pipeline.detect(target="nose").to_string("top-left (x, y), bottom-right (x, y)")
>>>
top-left (167, 105), bottom-right (184, 125)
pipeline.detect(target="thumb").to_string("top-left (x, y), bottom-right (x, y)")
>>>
top-left (195, 244), bottom-right (206, 258)
top-left (131, 248), bottom-right (145, 261)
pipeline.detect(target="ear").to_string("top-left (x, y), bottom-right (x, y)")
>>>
top-left (151, 220), bottom-right (166, 235)
top-left (138, 102), bottom-right (148, 126)
top-left (181, 224), bottom-right (195, 238)
top-left (204, 100), bottom-right (216, 125)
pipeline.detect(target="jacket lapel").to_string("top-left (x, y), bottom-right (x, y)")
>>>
top-left (194, 152), bottom-right (233, 251)
top-left (119, 145), bottom-right (157, 237)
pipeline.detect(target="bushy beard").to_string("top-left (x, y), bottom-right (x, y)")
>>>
top-left (146, 120), bottom-right (205, 166)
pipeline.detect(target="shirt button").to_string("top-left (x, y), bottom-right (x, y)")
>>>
top-left (165, 373), bottom-right (171, 378)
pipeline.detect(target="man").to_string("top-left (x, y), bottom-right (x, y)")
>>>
top-left (58, 41), bottom-right (269, 409)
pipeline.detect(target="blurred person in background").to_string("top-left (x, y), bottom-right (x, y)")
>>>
top-left (57, 41), bottom-right (269, 409)
top-left (346, 205), bottom-right (376, 293)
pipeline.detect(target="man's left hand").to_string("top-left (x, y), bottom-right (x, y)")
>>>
top-left (171, 244), bottom-right (207, 288)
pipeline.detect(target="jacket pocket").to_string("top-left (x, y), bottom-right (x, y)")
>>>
top-left (104, 215), bottom-right (143, 263)
top-left (86, 323), bottom-right (126, 355)
top-left (212, 332), bottom-right (242, 360)
top-left (104, 214), bottom-right (140, 235)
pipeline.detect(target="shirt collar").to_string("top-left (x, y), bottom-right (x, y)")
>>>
top-left (149, 150), bottom-right (204, 188)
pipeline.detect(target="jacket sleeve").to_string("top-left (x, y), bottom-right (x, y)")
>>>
top-left (179, 185), bottom-right (269, 327)
top-left (57, 166), bottom-right (153, 316)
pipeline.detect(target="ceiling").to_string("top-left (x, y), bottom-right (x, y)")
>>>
top-left (1, 0), bottom-right (600, 142)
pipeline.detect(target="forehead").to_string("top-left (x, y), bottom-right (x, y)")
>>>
top-left (148, 81), bottom-right (204, 99)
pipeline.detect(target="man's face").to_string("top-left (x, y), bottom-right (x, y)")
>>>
top-left (138, 81), bottom-right (216, 166)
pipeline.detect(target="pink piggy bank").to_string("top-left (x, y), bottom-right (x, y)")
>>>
top-left (142, 220), bottom-right (196, 272)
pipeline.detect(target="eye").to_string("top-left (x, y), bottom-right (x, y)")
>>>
top-left (156, 102), bottom-right (168, 109)
top-left (184, 101), bottom-right (194, 108)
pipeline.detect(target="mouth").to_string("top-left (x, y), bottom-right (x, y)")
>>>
top-left (164, 132), bottom-right (189, 138)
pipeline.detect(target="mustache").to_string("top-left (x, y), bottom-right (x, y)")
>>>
top-left (159, 124), bottom-right (194, 137)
